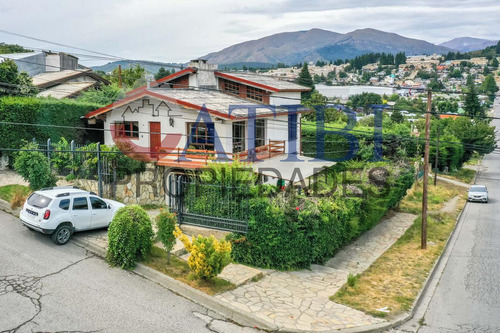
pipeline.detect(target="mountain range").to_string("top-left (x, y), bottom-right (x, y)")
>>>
top-left (201, 28), bottom-right (497, 66)
top-left (87, 29), bottom-right (499, 73)
top-left (90, 60), bottom-right (181, 74)
top-left (438, 37), bottom-right (498, 53)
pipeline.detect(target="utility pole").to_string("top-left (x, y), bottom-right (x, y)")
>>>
top-left (118, 65), bottom-right (123, 89)
top-left (421, 90), bottom-right (432, 250)
top-left (434, 126), bottom-right (440, 186)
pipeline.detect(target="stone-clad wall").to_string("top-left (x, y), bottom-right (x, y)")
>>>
top-left (75, 164), bottom-right (167, 205)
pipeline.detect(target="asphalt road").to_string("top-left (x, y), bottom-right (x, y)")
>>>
top-left (0, 210), bottom-right (260, 333)
top-left (396, 98), bottom-right (500, 333)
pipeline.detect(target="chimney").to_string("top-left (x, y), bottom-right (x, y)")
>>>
top-left (188, 59), bottom-right (218, 89)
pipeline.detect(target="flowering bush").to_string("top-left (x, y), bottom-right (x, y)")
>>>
top-left (174, 226), bottom-right (231, 279)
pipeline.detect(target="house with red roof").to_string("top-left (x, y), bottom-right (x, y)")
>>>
top-left (84, 60), bottom-right (327, 180)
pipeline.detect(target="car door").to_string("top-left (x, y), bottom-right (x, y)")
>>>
top-left (71, 196), bottom-right (92, 230)
top-left (89, 196), bottom-right (112, 228)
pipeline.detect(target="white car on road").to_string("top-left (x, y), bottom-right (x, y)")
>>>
top-left (20, 187), bottom-right (125, 245)
top-left (467, 185), bottom-right (489, 203)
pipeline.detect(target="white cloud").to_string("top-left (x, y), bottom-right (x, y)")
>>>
top-left (0, 0), bottom-right (498, 65)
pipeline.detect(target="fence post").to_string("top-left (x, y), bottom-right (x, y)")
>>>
top-left (70, 140), bottom-right (75, 176)
top-left (47, 138), bottom-right (51, 169)
top-left (97, 143), bottom-right (103, 197)
top-left (177, 175), bottom-right (183, 225)
top-left (113, 168), bottom-right (117, 200)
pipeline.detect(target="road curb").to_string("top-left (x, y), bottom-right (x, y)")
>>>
top-left (0, 198), bottom-right (20, 216)
top-left (70, 237), bottom-right (279, 332)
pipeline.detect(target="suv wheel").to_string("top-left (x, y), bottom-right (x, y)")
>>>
top-left (52, 225), bottom-right (72, 245)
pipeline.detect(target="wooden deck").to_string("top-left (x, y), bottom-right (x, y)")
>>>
top-left (157, 140), bottom-right (285, 168)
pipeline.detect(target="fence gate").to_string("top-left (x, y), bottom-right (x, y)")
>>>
top-left (101, 155), bottom-right (117, 200)
top-left (168, 174), bottom-right (249, 233)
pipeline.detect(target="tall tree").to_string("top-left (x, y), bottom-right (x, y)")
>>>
top-left (490, 57), bottom-right (499, 69)
top-left (297, 63), bottom-right (315, 100)
top-left (496, 41), bottom-right (500, 54)
top-left (111, 64), bottom-right (146, 89)
top-left (155, 67), bottom-right (171, 81)
top-left (480, 74), bottom-right (499, 100)
top-left (0, 59), bottom-right (37, 97)
top-left (464, 84), bottom-right (483, 118)
top-left (395, 52), bottom-right (407, 67)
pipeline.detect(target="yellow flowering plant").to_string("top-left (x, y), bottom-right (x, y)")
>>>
top-left (174, 226), bottom-right (232, 279)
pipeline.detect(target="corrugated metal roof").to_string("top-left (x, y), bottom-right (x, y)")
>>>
top-left (32, 69), bottom-right (92, 86)
top-left (37, 81), bottom-right (95, 99)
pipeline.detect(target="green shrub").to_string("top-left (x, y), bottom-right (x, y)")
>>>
top-left (107, 205), bottom-right (154, 269)
top-left (14, 142), bottom-right (57, 190)
top-left (65, 174), bottom-right (76, 182)
top-left (156, 209), bottom-right (177, 263)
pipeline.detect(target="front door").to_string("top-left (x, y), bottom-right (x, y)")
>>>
top-left (150, 122), bottom-right (161, 159)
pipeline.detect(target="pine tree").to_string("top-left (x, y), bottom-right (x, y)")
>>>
top-left (464, 84), bottom-right (483, 118)
top-left (155, 67), bottom-right (170, 81)
top-left (297, 63), bottom-right (315, 100)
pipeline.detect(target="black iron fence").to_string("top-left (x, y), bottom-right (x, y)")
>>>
top-left (168, 174), bottom-right (249, 233)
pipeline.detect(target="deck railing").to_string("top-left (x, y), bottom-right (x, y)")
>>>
top-left (157, 140), bottom-right (285, 166)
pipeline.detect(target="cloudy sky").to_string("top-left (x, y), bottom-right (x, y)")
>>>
top-left (0, 0), bottom-right (498, 65)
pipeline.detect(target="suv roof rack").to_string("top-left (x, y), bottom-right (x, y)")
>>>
top-left (41, 186), bottom-right (80, 191)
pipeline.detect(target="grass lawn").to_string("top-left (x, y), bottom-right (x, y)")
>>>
top-left (438, 168), bottom-right (476, 184)
top-left (142, 246), bottom-right (236, 295)
top-left (0, 184), bottom-right (31, 202)
top-left (330, 180), bottom-right (466, 318)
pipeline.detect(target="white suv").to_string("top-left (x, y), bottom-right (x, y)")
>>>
top-left (20, 187), bottom-right (125, 245)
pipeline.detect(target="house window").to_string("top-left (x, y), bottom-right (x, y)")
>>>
top-left (232, 121), bottom-right (245, 153)
top-left (115, 121), bottom-right (139, 139)
top-left (255, 119), bottom-right (266, 147)
top-left (246, 86), bottom-right (265, 102)
top-left (224, 80), bottom-right (240, 95)
top-left (187, 122), bottom-right (215, 150)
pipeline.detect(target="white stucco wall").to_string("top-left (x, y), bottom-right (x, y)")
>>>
top-left (101, 97), bottom-right (300, 159)
top-left (103, 97), bottom-right (231, 154)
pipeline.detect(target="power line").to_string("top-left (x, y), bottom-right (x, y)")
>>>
top-left (0, 118), bottom-right (497, 153)
top-left (3, 31), bottom-right (497, 98)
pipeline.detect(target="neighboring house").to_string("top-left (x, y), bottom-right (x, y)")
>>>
top-left (0, 51), bottom-right (110, 99)
top-left (84, 60), bottom-right (334, 184)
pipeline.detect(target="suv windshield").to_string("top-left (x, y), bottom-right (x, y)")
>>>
top-left (27, 193), bottom-right (52, 208)
top-left (470, 186), bottom-right (487, 192)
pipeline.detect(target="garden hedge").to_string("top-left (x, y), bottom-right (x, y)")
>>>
top-left (228, 163), bottom-right (415, 270)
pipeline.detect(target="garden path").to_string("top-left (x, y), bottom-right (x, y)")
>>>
top-left (215, 212), bottom-right (418, 331)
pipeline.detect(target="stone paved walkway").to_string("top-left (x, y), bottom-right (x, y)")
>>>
top-left (0, 170), bottom-right (28, 187)
top-left (215, 212), bottom-right (418, 331)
